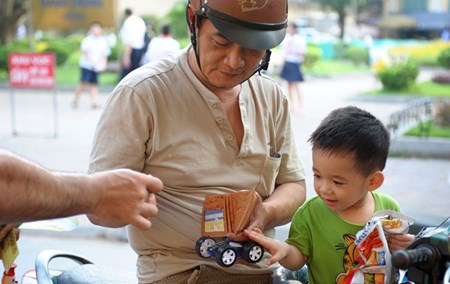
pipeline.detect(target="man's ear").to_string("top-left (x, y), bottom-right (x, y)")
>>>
top-left (368, 171), bottom-right (384, 191)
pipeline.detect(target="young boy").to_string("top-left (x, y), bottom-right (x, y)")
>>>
top-left (73, 22), bottom-right (111, 109)
top-left (245, 106), bottom-right (414, 283)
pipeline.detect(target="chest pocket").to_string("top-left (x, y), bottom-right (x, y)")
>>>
top-left (255, 156), bottom-right (281, 198)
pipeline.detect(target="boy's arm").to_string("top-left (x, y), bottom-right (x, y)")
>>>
top-left (244, 229), bottom-right (308, 270)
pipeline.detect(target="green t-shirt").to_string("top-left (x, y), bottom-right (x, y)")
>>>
top-left (286, 192), bottom-right (400, 284)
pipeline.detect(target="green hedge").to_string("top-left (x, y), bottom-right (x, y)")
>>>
top-left (437, 48), bottom-right (450, 69)
top-left (376, 60), bottom-right (419, 90)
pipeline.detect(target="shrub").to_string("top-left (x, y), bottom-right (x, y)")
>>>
top-left (376, 60), bottom-right (419, 90)
top-left (303, 44), bottom-right (322, 68)
top-left (343, 45), bottom-right (369, 65)
top-left (437, 47), bottom-right (450, 69)
top-left (434, 98), bottom-right (450, 127)
top-left (0, 42), bottom-right (29, 72)
top-left (389, 40), bottom-right (450, 67)
top-left (43, 45), bottom-right (69, 66)
top-left (431, 72), bottom-right (450, 84)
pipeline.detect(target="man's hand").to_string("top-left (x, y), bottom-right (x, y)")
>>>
top-left (386, 233), bottom-right (415, 253)
top-left (87, 169), bottom-right (163, 230)
top-left (227, 191), bottom-right (266, 242)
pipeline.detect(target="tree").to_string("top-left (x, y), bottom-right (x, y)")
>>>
top-left (165, 0), bottom-right (189, 40)
top-left (310, 0), bottom-right (369, 40)
top-left (0, 0), bottom-right (27, 45)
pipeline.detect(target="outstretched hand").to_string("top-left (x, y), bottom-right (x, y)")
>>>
top-left (87, 169), bottom-right (163, 230)
top-left (244, 228), bottom-right (307, 270)
top-left (244, 228), bottom-right (286, 266)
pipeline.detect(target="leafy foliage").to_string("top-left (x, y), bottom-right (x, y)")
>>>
top-left (437, 47), bottom-right (450, 69)
top-left (376, 60), bottom-right (419, 90)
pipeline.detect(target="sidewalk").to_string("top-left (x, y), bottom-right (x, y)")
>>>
top-left (0, 70), bottom-right (449, 237)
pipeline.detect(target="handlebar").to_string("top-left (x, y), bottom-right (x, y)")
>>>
top-left (392, 244), bottom-right (440, 271)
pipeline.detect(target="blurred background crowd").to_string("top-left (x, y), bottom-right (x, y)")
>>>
top-left (1, 0), bottom-right (449, 89)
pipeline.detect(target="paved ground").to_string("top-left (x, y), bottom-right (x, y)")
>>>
top-left (1, 70), bottom-right (449, 280)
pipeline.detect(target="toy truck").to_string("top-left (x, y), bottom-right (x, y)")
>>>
top-left (195, 191), bottom-right (265, 267)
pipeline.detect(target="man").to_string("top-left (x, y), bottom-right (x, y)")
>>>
top-left (89, 0), bottom-right (306, 283)
top-left (119, 8), bottom-right (147, 79)
top-left (142, 24), bottom-right (180, 64)
top-left (0, 149), bottom-right (162, 229)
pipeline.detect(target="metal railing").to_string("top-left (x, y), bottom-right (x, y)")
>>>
top-left (386, 97), bottom-right (433, 138)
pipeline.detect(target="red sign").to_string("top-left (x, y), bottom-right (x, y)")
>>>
top-left (8, 52), bottom-right (55, 88)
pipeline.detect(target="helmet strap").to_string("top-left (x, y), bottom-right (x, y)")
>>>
top-left (186, 2), bottom-right (205, 72)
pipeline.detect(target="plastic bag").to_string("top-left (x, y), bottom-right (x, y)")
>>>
top-left (344, 211), bottom-right (414, 284)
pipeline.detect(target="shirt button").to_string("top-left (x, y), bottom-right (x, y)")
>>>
top-left (217, 118), bottom-right (224, 124)
top-left (227, 135), bottom-right (233, 141)
top-left (212, 102), bottom-right (220, 108)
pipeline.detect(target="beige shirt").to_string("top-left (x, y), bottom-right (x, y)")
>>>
top-left (89, 47), bottom-right (305, 283)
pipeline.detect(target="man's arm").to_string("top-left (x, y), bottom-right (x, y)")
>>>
top-left (261, 180), bottom-right (306, 228)
top-left (0, 150), bottom-right (163, 229)
top-left (244, 180), bottom-right (306, 233)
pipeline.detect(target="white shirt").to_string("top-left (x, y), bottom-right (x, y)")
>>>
top-left (281, 33), bottom-right (307, 64)
top-left (79, 34), bottom-right (111, 72)
top-left (143, 35), bottom-right (180, 64)
top-left (119, 15), bottom-right (146, 49)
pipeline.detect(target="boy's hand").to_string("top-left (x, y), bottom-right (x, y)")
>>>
top-left (244, 228), bottom-right (287, 265)
top-left (386, 233), bottom-right (415, 252)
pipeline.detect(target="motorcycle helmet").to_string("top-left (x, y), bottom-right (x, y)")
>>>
top-left (187, 0), bottom-right (288, 51)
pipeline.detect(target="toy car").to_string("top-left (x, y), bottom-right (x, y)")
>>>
top-left (195, 236), bottom-right (264, 267)
top-left (195, 191), bottom-right (265, 267)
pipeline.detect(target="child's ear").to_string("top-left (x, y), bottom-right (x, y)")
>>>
top-left (368, 171), bottom-right (384, 191)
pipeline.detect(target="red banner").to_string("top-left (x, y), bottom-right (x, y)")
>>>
top-left (8, 53), bottom-right (55, 89)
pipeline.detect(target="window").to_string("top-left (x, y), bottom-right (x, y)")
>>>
top-left (402, 0), bottom-right (427, 13)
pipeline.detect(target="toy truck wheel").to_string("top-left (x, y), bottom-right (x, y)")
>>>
top-left (216, 246), bottom-right (237, 267)
top-left (243, 241), bottom-right (264, 263)
top-left (195, 236), bottom-right (216, 258)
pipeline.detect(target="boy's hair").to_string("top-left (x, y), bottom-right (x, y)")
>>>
top-left (308, 106), bottom-right (390, 176)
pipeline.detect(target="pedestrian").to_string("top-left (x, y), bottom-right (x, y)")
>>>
top-left (72, 22), bottom-right (110, 109)
top-left (0, 149), bottom-right (162, 229)
top-left (245, 106), bottom-right (415, 283)
top-left (279, 23), bottom-right (307, 114)
top-left (119, 8), bottom-right (147, 79)
top-left (88, 0), bottom-right (307, 283)
top-left (142, 24), bottom-right (180, 64)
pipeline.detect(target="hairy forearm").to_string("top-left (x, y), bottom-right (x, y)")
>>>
top-left (0, 150), bottom-right (95, 224)
top-left (263, 180), bottom-right (306, 228)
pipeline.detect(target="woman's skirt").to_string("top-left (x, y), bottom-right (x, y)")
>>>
top-left (280, 61), bottom-right (304, 82)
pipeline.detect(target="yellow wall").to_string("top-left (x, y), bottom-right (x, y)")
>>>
top-left (32, 0), bottom-right (117, 30)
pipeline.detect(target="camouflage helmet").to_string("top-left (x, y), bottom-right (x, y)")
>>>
top-left (188, 0), bottom-right (288, 50)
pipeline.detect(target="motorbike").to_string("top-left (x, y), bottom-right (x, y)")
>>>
top-left (392, 216), bottom-right (450, 284)
top-left (21, 249), bottom-right (136, 284)
top-left (3, 217), bottom-right (449, 284)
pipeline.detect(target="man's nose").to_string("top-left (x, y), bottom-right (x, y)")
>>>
top-left (224, 46), bottom-right (244, 69)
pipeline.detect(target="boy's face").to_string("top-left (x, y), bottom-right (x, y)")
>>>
top-left (312, 148), bottom-right (373, 215)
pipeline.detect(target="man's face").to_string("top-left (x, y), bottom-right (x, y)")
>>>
top-left (193, 20), bottom-right (266, 90)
